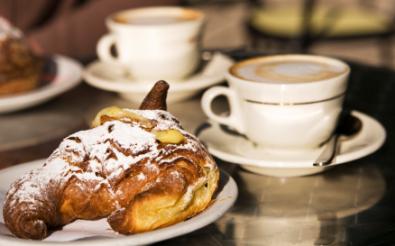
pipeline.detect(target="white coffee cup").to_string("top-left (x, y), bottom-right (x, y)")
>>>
top-left (97, 7), bottom-right (204, 80)
top-left (201, 55), bottom-right (350, 150)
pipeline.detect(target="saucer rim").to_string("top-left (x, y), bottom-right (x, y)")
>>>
top-left (199, 110), bottom-right (386, 169)
top-left (82, 52), bottom-right (233, 93)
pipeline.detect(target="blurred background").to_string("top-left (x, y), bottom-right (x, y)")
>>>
top-left (2, 0), bottom-right (395, 67)
top-left (197, 0), bottom-right (395, 68)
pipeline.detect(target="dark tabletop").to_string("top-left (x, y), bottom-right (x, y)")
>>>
top-left (158, 52), bottom-right (395, 246)
top-left (1, 51), bottom-right (395, 245)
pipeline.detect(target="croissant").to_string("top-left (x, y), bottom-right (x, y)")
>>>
top-left (3, 80), bottom-right (219, 239)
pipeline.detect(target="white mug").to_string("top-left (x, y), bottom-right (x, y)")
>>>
top-left (201, 55), bottom-right (350, 150)
top-left (97, 7), bottom-right (204, 80)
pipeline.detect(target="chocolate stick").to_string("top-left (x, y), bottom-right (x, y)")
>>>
top-left (139, 80), bottom-right (169, 110)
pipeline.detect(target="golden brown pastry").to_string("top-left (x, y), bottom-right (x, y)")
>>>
top-left (0, 18), bottom-right (41, 96)
top-left (3, 80), bottom-right (219, 240)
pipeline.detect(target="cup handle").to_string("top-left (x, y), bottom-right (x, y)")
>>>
top-left (201, 86), bottom-right (245, 133)
top-left (97, 34), bottom-right (118, 64)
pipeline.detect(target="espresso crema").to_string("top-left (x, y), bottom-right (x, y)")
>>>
top-left (231, 57), bottom-right (347, 83)
top-left (114, 9), bottom-right (201, 25)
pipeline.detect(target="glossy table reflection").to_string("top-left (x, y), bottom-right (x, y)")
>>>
top-left (1, 53), bottom-right (395, 245)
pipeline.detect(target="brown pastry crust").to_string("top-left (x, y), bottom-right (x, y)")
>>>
top-left (3, 81), bottom-right (219, 239)
top-left (0, 73), bottom-right (40, 96)
top-left (139, 80), bottom-right (169, 111)
top-left (0, 37), bottom-right (41, 96)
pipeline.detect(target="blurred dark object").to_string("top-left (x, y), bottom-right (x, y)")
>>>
top-left (247, 0), bottom-right (395, 67)
top-left (0, 0), bottom-right (181, 62)
top-left (37, 56), bottom-right (57, 88)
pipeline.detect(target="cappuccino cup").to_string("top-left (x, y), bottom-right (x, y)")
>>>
top-left (97, 7), bottom-right (204, 80)
top-left (201, 55), bottom-right (350, 150)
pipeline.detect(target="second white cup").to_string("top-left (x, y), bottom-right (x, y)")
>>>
top-left (97, 7), bottom-right (204, 80)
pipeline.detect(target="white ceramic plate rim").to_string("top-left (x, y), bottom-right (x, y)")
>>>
top-left (82, 53), bottom-right (233, 93)
top-left (200, 111), bottom-right (386, 168)
top-left (0, 55), bottom-right (82, 113)
top-left (0, 159), bottom-right (237, 246)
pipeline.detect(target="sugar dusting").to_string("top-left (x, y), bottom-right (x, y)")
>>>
top-left (0, 18), bottom-right (22, 40)
top-left (4, 110), bottom-right (215, 210)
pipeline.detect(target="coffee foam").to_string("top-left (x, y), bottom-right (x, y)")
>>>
top-left (116, 15), bottom-right (195, 25)
top-left (232, 58), bottom-right (347, 83)
top-left (114, 9), bottom-right (201, 25)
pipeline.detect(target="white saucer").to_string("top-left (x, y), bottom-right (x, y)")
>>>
top-left (197, 111), bottom-right (386, 177)
top-left (0, 159), bottom-right (237, 246)
top-left (83, 52), bottom-right (234, 103)
top-left (0, 55), bottom-right (82, 114)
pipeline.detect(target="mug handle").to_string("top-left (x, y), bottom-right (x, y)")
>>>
top-left (201, 86), bottom-right (245, 133)
top-left (97, 34), bottom-right (118, 64)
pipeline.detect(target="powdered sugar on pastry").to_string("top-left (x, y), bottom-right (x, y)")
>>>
top-left (125, 109), bottom-right (180, 131)
top-left (5, 110), bottom-right (215, 208)
top-left (0, 18), bottom-right (22, 40)
top-left (6, 157), bottom-right (69, 209)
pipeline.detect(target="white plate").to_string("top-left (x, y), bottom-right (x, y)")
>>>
top-left (0, 55), bottom-right (82, 114)
top-left (197, 111), bottom-right (386, 177)
top-left (83, 52), bottom-right (234, 103)
top-left (0, 159), bottom-right (237, 246)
